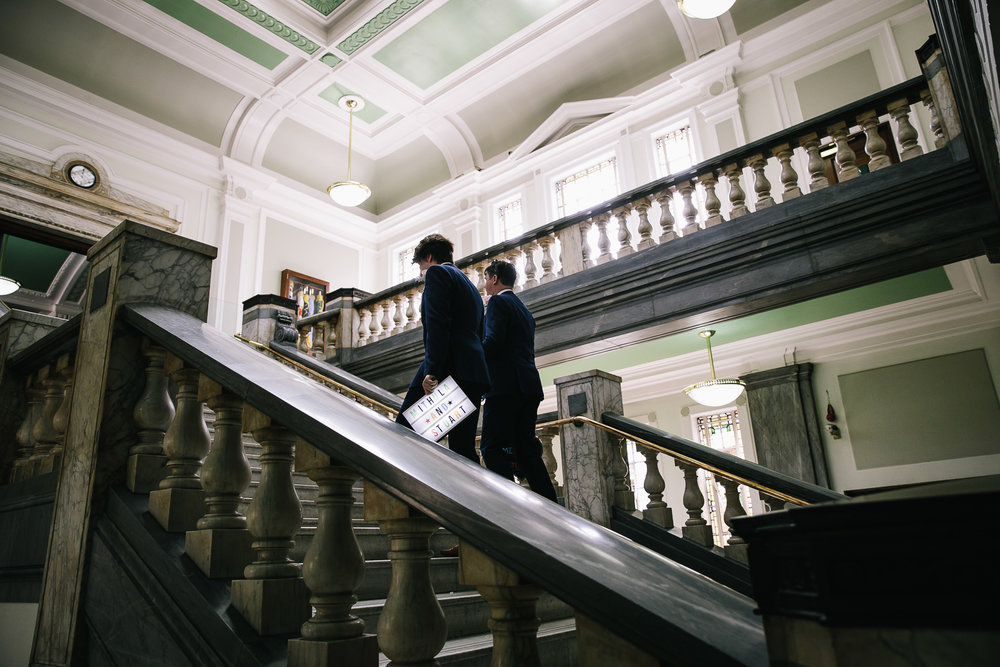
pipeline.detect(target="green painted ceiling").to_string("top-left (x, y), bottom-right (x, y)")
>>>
top-left (538, 267), bottom-right (954, 385)
top-left (373, 0), bottom-right (566, 89)
top-left (1, 234), bottom-right (71, 293)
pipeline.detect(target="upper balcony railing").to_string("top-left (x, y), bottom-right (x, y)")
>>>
top-left (295, 72), bottom-right (954, 360)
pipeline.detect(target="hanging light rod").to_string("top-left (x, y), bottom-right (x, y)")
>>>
top-left (327, 95), bottom-right (372, 208)
top-left (683, 329), bottom-right (746, 407)
top-left (678, 0), bottom-right (736, 20)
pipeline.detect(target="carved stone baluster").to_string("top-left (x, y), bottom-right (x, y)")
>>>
top-left (640, 446), bottom-right (672, 528)
top-left (288, 446), bottom-right (377, 666)
top-left (653, 188), bottom-right (677, 242)
top-left (357, 307), bottom-right (372, 346)
top-left (149, 363), bottom-right (210, 533)
top-left (537, 425), bottom-right (561, 499)
top-left (677, 181), bottom-right (699, 235)
top-left (370, 304), bottom-right (383, 341)
top-left (772, 144), bottom-right (802, 201)
top-left (719, 478), bottom-right (749, 565)
top-left (722, 163), bottom-right (749, 218)
top-left (747, 154), bottom-right (775, 209)
top-left (827, 122), bottom-right (860, 181)
top-left (538, 235), bottom-right (557, 283)
top-left (231, 410), bottom-right (310, 636)
top-left (555, 224), bottom-right (584, 277)
top-left (31, 365), bottom-right (64, 475)
top-left (921, 89), bottom-right (946, 149)
top-left (458, 542), bottom-right (544, 667)
top-left (888, 99), bottom-right (923, 161)
top-left (126, 340), bottom-right (174, 493)
top-left (394, 293), bottom-right (408, 332)
top-left (799, 134), bottom-right (830, 192)
top-left (379, 301), bottom-right (393, 339)
top-left (628, 197), bottom-right (653, 250)
top-left (522, 241), bottom-right (539, 289)
top-left (613, 207), bottom-right (633, 257)
top-left (12, 377), bottom-right (44, 482)
top-left (613, 438), bottom-right (635, 511)
top-left (698, 172), bottom-right (724, 227)
top-left (412, 288), bottom-right (424, 327)
top-left (594, 212), bottom-right (613, 264)
top-left (579, 218), bottom-right (595, 269)
top-left (676, 461), bottom-right (713, 546)
top-left (857, 110), bottom-right (891, 171)
top-left (404, 289), bottom-right (420, 330)
top-left (185, 382), bottom-right (253, 579)
top-left (47, 353), bottom-right (75, 474)
top-left (365, 483), bottom-right (447, 666)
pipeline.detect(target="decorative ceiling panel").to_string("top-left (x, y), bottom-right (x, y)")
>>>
top-left (373, 0), bottom-right (566, 89)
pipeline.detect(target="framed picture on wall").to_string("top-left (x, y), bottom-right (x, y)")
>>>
top-left (280, 269), bottom-right (328, 320)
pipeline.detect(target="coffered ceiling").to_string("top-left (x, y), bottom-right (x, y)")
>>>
top-left (0, 0), bottom-right (813, 215)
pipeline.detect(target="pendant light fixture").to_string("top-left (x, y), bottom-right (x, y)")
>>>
top-left (0, 236), bottom-right (20, 296)
top-left (683, 330), bottom-right (746, 407)
top-left (327, 95), bottom-right (371, 207)
top-left (678, 0), bottom-right (736, 19)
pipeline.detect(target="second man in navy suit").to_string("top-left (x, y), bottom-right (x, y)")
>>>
top-left (480, 260), bottom-right (558, 501)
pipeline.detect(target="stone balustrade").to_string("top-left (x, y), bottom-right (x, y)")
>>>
top-left (288, 75), bottom-right (943, 359)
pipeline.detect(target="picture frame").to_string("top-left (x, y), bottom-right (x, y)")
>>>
top-left (280, 269), bottom-right (329, 320)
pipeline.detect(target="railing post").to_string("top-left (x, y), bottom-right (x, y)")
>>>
top-left (640, 445), bottom-right (672, 528)
top-left (771, 144), bottom-right (802, 200)
top-left (184, 379), bottom-right (253, 578)
top-left (719, 478), bottom-right (749, 564)
top-left (918, 35), bottom-right (962, 146)
top-left (747, 154), bottom-right (776, 208)
top-left (12, 375), bottom-right (44, 482)
top-left (31, 364), bottom-right (63, 475)
top-left (126, 339), bottom-right (173, 493)
top-left (678, 180), bottom-right (700, 235)
top-left (148, 360), bottom-right (209, 533)
top-left (887, 98), bottom-right (924, 160)
top-left (364, 482), bottom-right (447, 666)
top-left (288, 445), bottom-right (378, 667)
top-left (46, 353), bottom-right (74, 476)
top-left (698, 172), bottom-right (725, 227)
top-left (536, 424), bottom-right (562, 499)
top-left (613, 207), bottom-right (633, 257)
top-left (676, 460), bottom-right (714, 546)
top-left (721, 163), bottom-right (750, 217)
top-left (231, 406), bottom-right (310, 636)
top-left (241, 294), bottom-right (299, 347)
top-left (32, 220), bottom-right (217, 667)
top-left (856, 110), bottom-right (891, 171)
top-left (652, 187), bottom-right (677, 241)
top-left (798, 134), bottom-right (830, 192)
top-left (458, 541), bottom-right (544, 667)
top-left (633, 197), bottom-right (655, 250)
top-left (554, 369), bottom-right (623, 527)
top-left (827, 122), bottom-right (860, 181)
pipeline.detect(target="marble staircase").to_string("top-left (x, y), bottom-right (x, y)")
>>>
top-left (204, 406), bottom-right (578, 665)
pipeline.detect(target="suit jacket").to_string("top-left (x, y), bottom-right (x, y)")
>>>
top-left (409, 262), bottom-right (490, 393)
top-left (482, 290), bottom-right (543, 400)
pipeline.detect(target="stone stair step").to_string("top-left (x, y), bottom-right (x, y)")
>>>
top-left (356, 590), bottom-right (574, 641)
top-left (376, 618), bottom-right (578, 666)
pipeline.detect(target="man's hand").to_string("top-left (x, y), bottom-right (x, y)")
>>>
top-left (422, 374), bottom-right (439, 394)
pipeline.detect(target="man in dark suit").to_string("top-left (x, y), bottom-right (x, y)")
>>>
top-left (395, 234), bottom-right (490, 464)
top-left (480, 260), bottom-right (558, 502)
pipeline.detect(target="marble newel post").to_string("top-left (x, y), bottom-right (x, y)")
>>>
top-left (241, 294), bottom-right (299, 346)
top-left (31, 220), bottom-right (216, 667)
top-left (554, 370), bottom-right (624, 527)
top-left (741, 363), bottom-right (829, 491)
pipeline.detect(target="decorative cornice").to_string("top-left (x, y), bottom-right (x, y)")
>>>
top-left (217, 0), bottom-right (320, 54)
top-left (337, 0), bottom-right (424, 55)
top-left (299, 0), bottom-right (347, 17)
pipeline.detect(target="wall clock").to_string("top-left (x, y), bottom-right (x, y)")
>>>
top-left (68, 163), bottom-right (97, 189)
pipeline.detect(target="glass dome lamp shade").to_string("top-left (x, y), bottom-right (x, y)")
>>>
top-left (683, 329), bottom-right (746, 407)
top-left (328, 95), bottom-right (371, 207)
top-left (678, 0), bottom-right (736, 19)
top-left (0, 276), bottom-right (19, 296)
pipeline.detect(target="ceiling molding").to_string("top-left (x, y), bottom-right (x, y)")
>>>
top-left (511, 98), bottom-right (635, 161)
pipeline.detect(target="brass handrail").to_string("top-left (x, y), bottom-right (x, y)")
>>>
top-left (537, 416), bottom-right (809, 507)
top-left (234, 334), bottom-right (399, 417)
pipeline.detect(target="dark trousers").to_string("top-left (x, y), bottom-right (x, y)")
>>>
top-left (396, 380), bottom-right (484, 464)
top-left (480, 394), bottom-right (557, 502)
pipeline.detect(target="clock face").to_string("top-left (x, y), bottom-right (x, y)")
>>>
top-left (68, 163), bottom-right (97, 189)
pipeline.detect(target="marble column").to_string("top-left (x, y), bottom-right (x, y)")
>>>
top-left (32, 220), bottom-right (216, 667)
top-left (554, 370), bottom-right (623, 527)
top-left (741, 363), bottom-right (830, 488)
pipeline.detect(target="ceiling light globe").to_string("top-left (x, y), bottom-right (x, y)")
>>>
top-left (684, 378), bottom-right (746, 407)
top-left (0, 276), bottom-right (20, 296)
top-left (678, 0), bottom-right (736, 19)
top-left (327, 180), bottom-right (372, 207)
